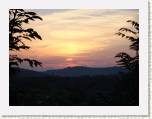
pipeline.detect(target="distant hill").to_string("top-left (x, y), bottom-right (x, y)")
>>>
top-left (13, 68), bottom-right (49, 79)
top-left (13, 66), bottom-right (128, 78)
top-left (46, 66), bottom-right (128, 77)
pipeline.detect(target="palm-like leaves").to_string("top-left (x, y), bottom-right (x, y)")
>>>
top-left (115, 20), bottom-right (139, 72)
top-left (115, 52), bottom-right (132, 69)
top-left (9, 55), bottom-right (42, 67)
top-left (127, 20), bottom-right (139, 31)
top-left (9, 9), bottom-right (43, 70)
top-left (116, 20), bottom-right (139, 53)
top-left (9, 9), bottom-right (42, 51)
top-left (115, 52), bottom-right (138, 71)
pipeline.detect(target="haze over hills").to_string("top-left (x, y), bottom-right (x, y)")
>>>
top-left (46, 66), bottom-right (127, 77)
top-left (14, 66), bottom-right (128, 78)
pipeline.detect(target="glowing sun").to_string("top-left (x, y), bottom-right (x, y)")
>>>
top-left (66, 58), bottom-right (73, 61)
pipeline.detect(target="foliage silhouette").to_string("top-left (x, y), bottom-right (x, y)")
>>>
top-left (10, 74), bottom-right (139, 106)
top-left (9, 9), bottom-right (43, 76)
top-left (115, 20), bottom-right (139, 72)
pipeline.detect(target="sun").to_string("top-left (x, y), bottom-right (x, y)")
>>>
top-left (58, 42), bottom-right (82, 55)
top-left (66, 58), bottom-right (73, 61)
top-left (64, 43), bottom-right (79, 54)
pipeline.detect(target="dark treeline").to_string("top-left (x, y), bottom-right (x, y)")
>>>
top-left (9, 72), bottom-right (138, 106)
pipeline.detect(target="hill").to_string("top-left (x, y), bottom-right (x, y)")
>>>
top-left (13, 66), bottom-right (127, 78)
top-left (13, 68), bottom-right (49, 79)
top-left (10, 66), bottom-right (138, 106)
top-left (46, 66), bottom-right (127, 77)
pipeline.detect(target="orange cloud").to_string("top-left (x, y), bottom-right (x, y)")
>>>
top-left (15, 9), bottom-right (138, 70)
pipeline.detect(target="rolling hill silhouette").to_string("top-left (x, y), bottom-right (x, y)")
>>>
top-left (46, 66), bottom-right (127, 77)
top-left (10, 66), bottom-right (138, 106)
top-left (14, 66), bottom-right (127, 78)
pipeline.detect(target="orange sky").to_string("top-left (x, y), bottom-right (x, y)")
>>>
top-left (13, 9), bottom-right (139, 71)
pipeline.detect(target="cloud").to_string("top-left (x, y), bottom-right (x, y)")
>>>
top-left (19, 9), bottom-right (139, 70)
top-left (27, 9), bottom-right (75, 16)
top-left (87, 9), bottom-right (138, 17)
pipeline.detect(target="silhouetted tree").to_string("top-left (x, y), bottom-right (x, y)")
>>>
top-left (9, 9), bottom-right (43, 76)
top-left (115, 20), bottom-right (139, 72)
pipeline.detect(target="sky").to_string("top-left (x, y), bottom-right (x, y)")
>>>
top-left (14, 9), bottom-right (139, 71)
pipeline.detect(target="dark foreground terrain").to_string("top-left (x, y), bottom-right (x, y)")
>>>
top-left (9, 70), bottom-right (139, 106)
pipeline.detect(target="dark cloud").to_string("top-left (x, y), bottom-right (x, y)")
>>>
top-left (88, 9), bottom-right (138, 17)
top-left (26, 9), bottom-right (76, 16)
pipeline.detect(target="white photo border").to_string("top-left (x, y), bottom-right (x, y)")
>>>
top-left (0, 0), bottom-right (148, 116)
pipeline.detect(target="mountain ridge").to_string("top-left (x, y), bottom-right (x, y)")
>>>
top-left (46, 66), bottom-right (127, 77)
top-left (13, 66), bottom-right (128, 78)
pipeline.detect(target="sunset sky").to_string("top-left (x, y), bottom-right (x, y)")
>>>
top-left (14, 9), bottom-right (139, 71)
